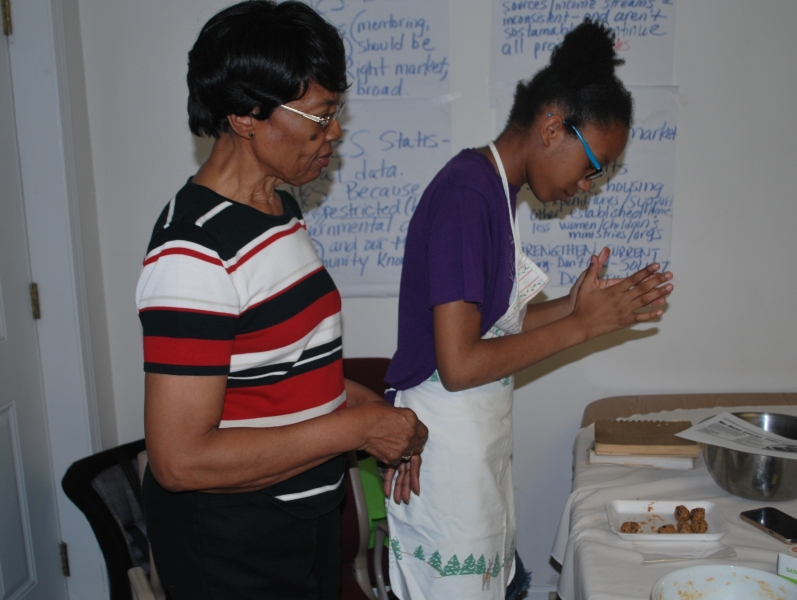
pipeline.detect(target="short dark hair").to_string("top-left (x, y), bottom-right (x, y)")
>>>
top-left (187, 0), bottom-right (348, 138)
top-left (507, 20), bottom-right (633, 133)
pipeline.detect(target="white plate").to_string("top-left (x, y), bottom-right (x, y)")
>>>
top-left (606, 499), bottom-right (729, 541)
top-left (650, 565), bottom-right (797, 600)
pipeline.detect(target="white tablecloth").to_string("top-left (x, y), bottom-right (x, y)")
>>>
top-left (551, 405), bottom-right (797, 600)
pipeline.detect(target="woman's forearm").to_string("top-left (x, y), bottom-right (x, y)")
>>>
top-left (522, 295), bottom-right (573, 331)
top-left (435, 261), bottom-right (672, 392)
top-left (434, 302), bottom-right (587, 391)
top-left (145, 373), bottom-right (425, 493)
top-left (344, 377), bottom-right (383, 407)
top-left (151, 410), bottom-right (366, 493)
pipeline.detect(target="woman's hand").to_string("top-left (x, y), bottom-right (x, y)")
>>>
top-left (570, 250), bottom-right (673, 338)
top-left (566, 247), bottom-right (616, 312)
top-left (381, 453), bottom-right (422, 504)
top-left (567, 247), bottom-right (669, 314)
top-left (344, 379), bottom-right (427, 503)
top-left (566, 247), bottom-right (606, 312)
top-left (354, 401), bottom-right (426, 504)
top-left (356, 401), bottom-right (428, 466)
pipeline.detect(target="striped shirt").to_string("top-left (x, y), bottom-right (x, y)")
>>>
top-left (136, 181), bottom-right (346, 515)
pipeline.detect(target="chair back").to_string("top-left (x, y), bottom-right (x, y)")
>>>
top-left (62, 439), bottom-right (148, 600)
top-left (342, 358), bottom-right (391, 398)
top-left (340, 357), bottom-right (392, 600)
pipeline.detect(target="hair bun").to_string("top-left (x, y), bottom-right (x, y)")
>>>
top-left (549, 19), bottom-right (624, 86)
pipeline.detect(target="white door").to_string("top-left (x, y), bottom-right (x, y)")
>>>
top-left (0, 32), bottom-right (69, 600)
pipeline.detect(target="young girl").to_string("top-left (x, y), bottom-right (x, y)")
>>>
top-left (383, 20), bottom-right (674, 600)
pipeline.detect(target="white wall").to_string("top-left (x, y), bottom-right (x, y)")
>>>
top-left (74, 0), bottom-right (797, 593)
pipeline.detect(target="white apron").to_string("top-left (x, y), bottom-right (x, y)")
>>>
top-left (387, 144), bottom-right (548, 599)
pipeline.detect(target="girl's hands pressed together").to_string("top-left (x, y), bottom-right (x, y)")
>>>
top-left (569, 247), bottom-right (674, 339)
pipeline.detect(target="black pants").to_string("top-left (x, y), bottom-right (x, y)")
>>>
top-left (142, 467), bottom-right (342, 600)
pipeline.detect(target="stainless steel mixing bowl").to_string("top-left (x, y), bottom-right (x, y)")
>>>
top-left (704, 411), bottom-right (797, 502)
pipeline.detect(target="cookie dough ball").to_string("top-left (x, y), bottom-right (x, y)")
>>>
top-left (674, 505), bottom-right (690, 522)
top-left (677, 520), bottom-right (693, 533)
top-left (621, 521), bottom-right (640, 533)
top-left (691, 518), bottom-right (708, 533)
top-left (657, 524), bottom-right (677, 534)
top-left (690, 507), bottom-right (706, 522)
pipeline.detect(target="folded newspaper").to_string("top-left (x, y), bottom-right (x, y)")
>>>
top-left (675, 412), bottom-right (797, 460)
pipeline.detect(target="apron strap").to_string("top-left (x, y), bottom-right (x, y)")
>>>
top-left (486, 142), bottom-right (550, 337)
top-left (488, 141), bottom-right (512, 210)
top-left (488, 141), bottom-right (523, 280)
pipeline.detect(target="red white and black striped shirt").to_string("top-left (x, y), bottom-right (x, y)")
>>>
top-left (136, 181), bottom-right (346, 514)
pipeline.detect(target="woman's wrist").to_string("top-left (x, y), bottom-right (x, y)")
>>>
top-left (344, 378), bottom-right (383, 408)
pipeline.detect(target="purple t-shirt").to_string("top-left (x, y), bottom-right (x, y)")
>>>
top-left (386, 149), bottom-right (519, 391)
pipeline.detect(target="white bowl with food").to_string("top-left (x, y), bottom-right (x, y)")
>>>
top-left (650, 565), bottom-right (797, 600)
top-left (606, 499), bottom-right (729, 541)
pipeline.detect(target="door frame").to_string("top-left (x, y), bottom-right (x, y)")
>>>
top-left (7, 1), bottom-right (105, 598)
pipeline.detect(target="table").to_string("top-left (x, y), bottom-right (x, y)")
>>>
top-left (551, 404), bottom-right (797, 600)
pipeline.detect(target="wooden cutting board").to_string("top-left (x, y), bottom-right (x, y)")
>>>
top-left (594, 420), bottom-right (701, 457)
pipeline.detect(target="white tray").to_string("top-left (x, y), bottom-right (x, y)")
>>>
top-left (605, 500), bottom-right (729, 541)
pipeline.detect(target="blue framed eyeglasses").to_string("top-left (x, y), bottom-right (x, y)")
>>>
top-left (562, 119), bottom-right (605, 181)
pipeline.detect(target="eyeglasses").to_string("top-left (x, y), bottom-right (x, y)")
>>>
top-left (279, 101), bottom-right (345, 129)
top-left (562, 119), bottom-right (605, 181)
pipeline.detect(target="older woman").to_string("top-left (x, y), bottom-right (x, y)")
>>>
top-left (135, 2), bottom-right (427, 599)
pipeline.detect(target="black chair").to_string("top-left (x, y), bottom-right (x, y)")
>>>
top-left (62, 438), bottom-right (153, 600)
